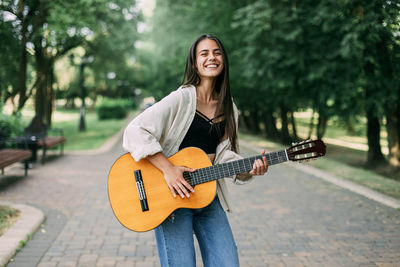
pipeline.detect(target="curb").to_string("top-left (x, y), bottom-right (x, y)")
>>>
top-left (0, 202), bottom-right (45, 267)
top-left (239, 139), bottom-right (400, 210)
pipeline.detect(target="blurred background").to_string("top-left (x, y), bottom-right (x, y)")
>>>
top-left (0, 0), bottom-right (399, 178)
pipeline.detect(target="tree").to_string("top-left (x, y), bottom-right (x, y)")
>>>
top-left (1, 0), bottom-right (141, 127)
top-left (0, 0), bottom-right (41, 112)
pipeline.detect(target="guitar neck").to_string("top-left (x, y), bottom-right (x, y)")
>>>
top-left (185, 149), bottom-right (288, 186)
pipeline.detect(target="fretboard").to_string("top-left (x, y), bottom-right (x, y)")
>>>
top-left (184, 149), bottom-right (288, 186)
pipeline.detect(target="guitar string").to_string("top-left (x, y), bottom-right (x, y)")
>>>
top-left (137, 150), bottom-right (289, 193)
top-left (188, 150), bottom-right (288, 185)
top-left (190, 152), bottom-right (287, 185)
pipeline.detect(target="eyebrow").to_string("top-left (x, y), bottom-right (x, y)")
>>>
top-left (198, 48), bottom-right (222, 54)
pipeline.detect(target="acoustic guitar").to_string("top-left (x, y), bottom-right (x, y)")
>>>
top-left (108, 139), bottom-right (326, 232)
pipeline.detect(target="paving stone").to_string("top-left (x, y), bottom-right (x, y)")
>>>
top-left (1, 140), bottom-right (400, 266)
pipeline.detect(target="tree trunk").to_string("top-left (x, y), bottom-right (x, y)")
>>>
top-left (34, 39), bottom-right (50, 126)
top-left (45, 66), bottom-right (55, 128)
top-left (280, 106), bottom-right (292, 144)
top-left (289, 111), bottom-right (298, 141)
top-left (78, 62), bottom-right (86, 131)
top-left (249, 109), bottom-right (261, 134)
top-left (262, 110), bottom-right (279, 139)
top-left (316, 111), bottom-right (328, 139)
top-left (307, 109), bottom-right (315, 139)
top-left (240, 110), bottom-right (253, 132)
top-left (386, 99), bottom-right (400, 168)
top-left (35, 68), bottom-right (47, 123)
top-left (366, 109), bottom-right (386, 166)
top-left (16, 22), bottom-right (28, 113)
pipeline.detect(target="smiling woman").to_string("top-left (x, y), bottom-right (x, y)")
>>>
top-left (122, 34), bottom-right (268, 267)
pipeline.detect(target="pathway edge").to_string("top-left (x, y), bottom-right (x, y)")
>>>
top-left (0, 202), bottom-right (45, 267)
top-left (239, 139), bottom-right (400, 209)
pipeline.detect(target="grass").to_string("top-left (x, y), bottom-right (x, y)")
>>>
top-left (52, 111), bottom-right (133, 151)
top-left (0, 205), bottom-right (20, 237)
top-left (239, 131), bottom-right (400, 201)
top-left (20, 108), bottom-right (134, 151)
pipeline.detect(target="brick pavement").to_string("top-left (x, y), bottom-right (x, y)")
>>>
top-left (0, 139), bottom-right (400, 266)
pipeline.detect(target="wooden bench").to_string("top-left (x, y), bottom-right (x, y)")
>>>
top-left (0, 148), bottom-right (32, 176)
top-left (24, 116), bottom-right (66, 164)
top-left (0, 137), bottom-right (32, 176)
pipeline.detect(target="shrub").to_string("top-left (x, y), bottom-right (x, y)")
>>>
top-left (0, 113), bottom-right (24, 138)
top-left (96, 98), bottom-right (131, 120)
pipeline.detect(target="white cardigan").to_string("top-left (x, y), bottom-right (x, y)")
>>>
top-left (123, 85), bottom-right (252, 211)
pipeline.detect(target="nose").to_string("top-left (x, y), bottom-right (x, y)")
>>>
top-left (209, 53), bottom-right (216, 61)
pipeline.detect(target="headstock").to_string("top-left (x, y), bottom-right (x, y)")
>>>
top-left (287, 139), bottom-right (326, 162)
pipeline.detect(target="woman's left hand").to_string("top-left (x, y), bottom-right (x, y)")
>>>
top-left (249, 149), bottom-right (268, 176)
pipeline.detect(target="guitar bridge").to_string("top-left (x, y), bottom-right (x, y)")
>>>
top-left (134, 170), bottom-right (149, 212)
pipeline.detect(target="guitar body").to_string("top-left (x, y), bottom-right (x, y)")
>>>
top-left (108, 147), bottom-right (216, 232)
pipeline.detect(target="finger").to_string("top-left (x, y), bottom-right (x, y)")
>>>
top-left (181, 167), bottom-right (195, 192)
top-left (256, 159), bottom-right (261, 173)
top-left (260, 159), bottom-right (266, 174)
top-left (250, 161), bottom-right (257, 175)
top-left (177, 182), bottom-right (191, 198)
top-left (263, 156), bottom-right (268, 170)
top-left (182, 167), bottom-right (196, 172)
top-left (257, 159), bottom-right (264, 175)
top-left (173, 183), bottom-right (185, 198)
top-left (181, 179), bottom-right (195, 193)
top-left (168, 184), bottom-right (177, 198)
top-left (260, 158), bottom-right (267, 174)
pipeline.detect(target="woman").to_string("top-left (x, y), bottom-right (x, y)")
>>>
top-left (123, 34), bottom-right (268, 267)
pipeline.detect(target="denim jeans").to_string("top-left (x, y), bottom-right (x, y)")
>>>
top-left (154, 196), bottom-right (240, 267)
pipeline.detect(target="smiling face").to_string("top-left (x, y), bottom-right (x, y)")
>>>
top-left (195, 38), bottom-right (224, 80)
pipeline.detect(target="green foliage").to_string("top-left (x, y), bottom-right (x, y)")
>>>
top-left (0, 0), bottom-right (142, 120)
top-left (96, 98), bottom-right (132, 120)
top-left (143, 0), bottom-right (248, 99)
top-left (0, 11), bottom-right (20, 104)
top-left (0, 113), bottom-right (24, 138)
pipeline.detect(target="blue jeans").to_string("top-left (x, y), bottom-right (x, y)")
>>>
top-left (154, 196), bottom-right (239, 267)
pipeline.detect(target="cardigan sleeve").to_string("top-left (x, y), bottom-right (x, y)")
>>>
top-left (122, 90), bottom-right (181, 161)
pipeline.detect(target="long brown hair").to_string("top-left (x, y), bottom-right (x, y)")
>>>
top-left (182, 34), bottom-right (238, 152)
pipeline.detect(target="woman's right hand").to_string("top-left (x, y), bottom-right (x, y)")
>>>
top-left (163, 165), bottom-right (195, 198)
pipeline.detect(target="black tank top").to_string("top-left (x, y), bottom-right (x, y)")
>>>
top-left (179, 110), bottom-right (226, 154)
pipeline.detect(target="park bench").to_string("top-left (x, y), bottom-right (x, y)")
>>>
top-left (23, 115), bottom-right (66, 164)
top-left (0, 138), bottom-right (32, 176)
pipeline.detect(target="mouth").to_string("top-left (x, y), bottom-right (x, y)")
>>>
top-left (205, 64), bottom-right (219, 69)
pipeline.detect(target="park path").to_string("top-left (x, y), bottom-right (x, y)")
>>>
top-left (0, 138), bottom-right (399, 267)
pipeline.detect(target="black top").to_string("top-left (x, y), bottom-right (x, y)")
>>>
top-left (179, 110), bottom-right (226, 154)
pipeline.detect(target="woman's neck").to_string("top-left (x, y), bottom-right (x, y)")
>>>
top-left (196, 78), bottom-right (217, 103)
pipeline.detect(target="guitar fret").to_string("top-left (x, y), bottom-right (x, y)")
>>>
top-left (188, 149), bottom-right (289, 186)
